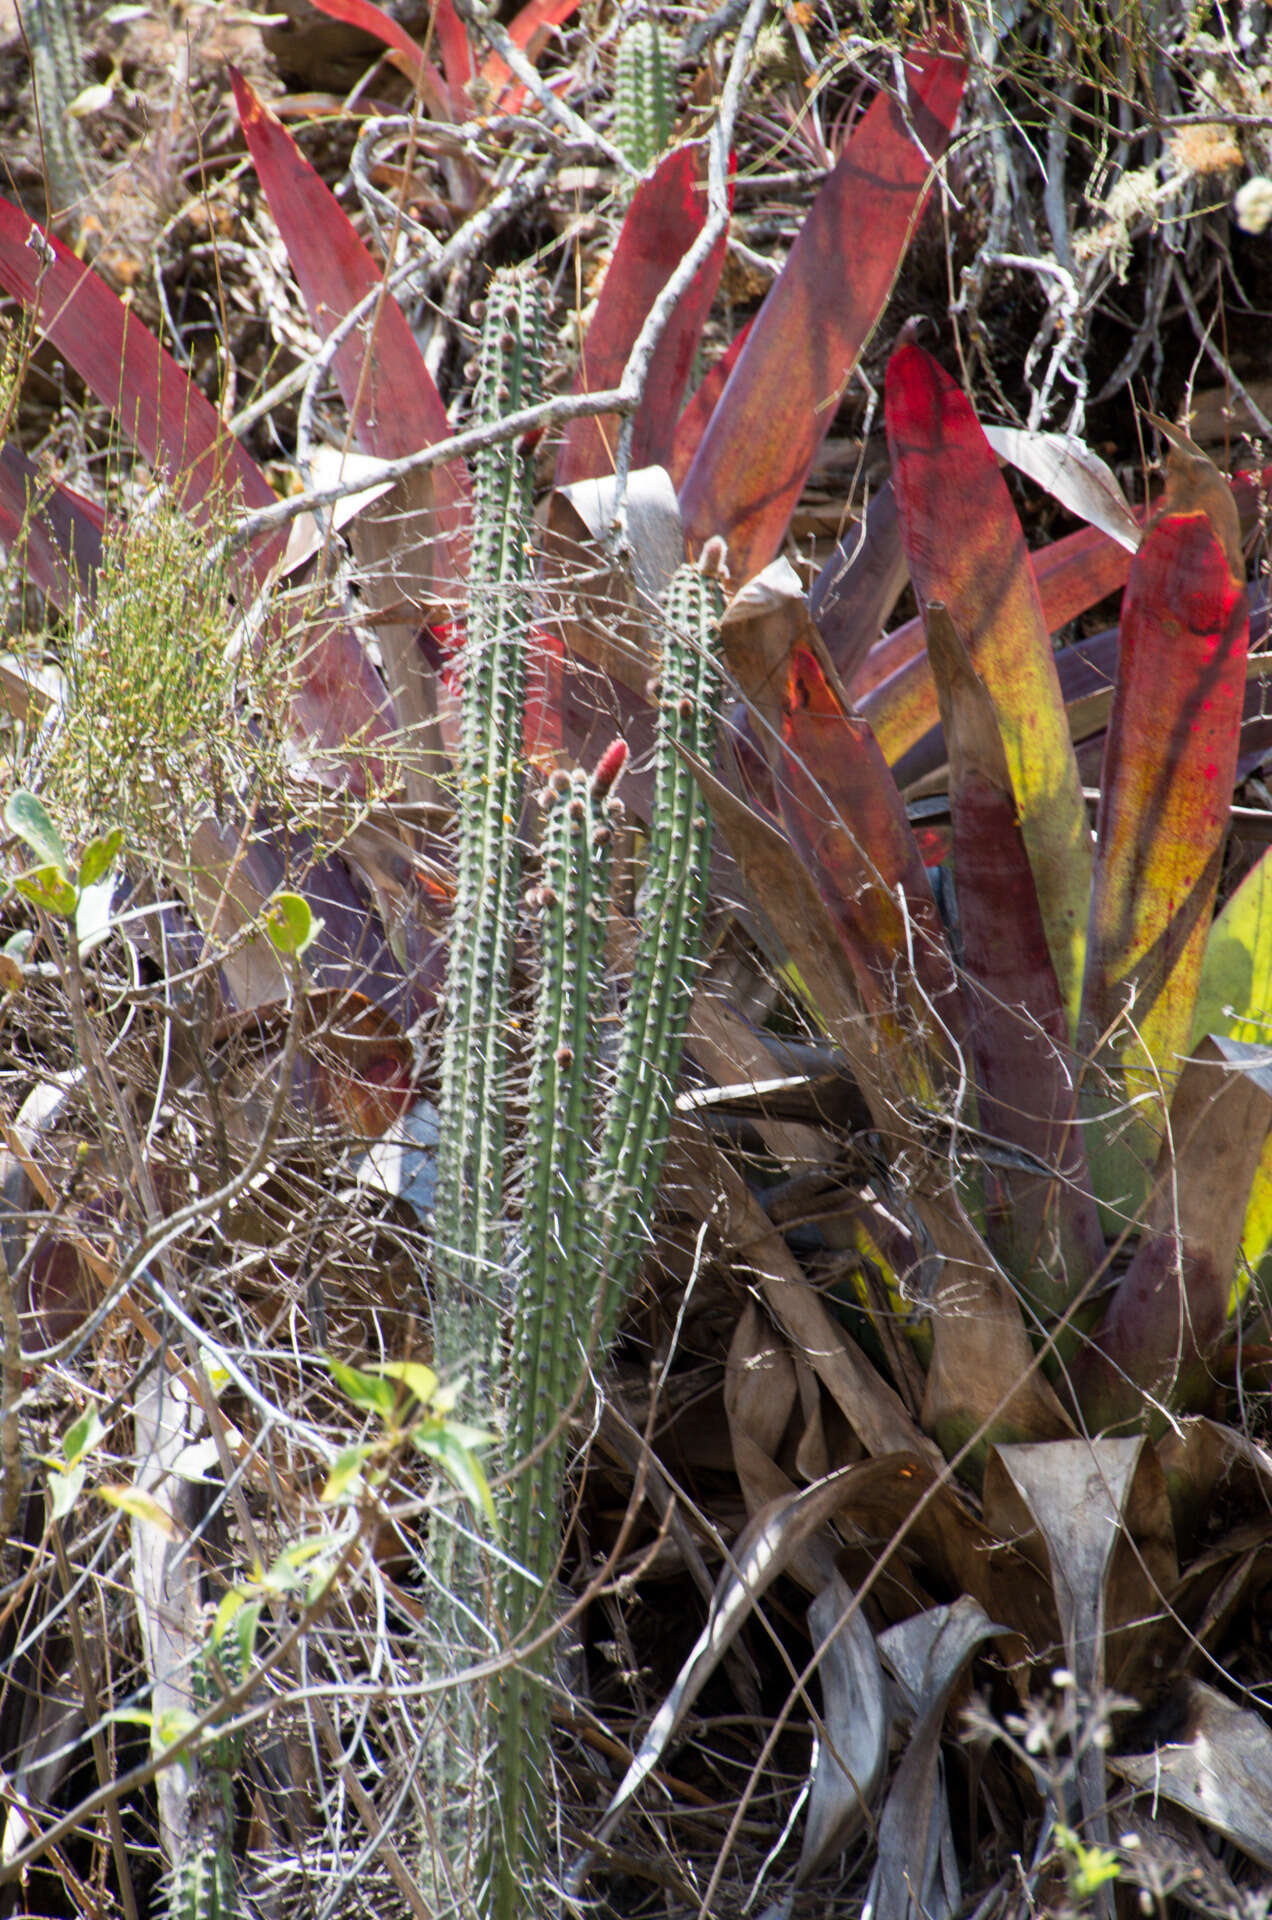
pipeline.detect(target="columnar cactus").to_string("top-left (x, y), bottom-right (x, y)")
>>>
top-left (614, 18), bottom-right (675, 173)
top-left (591, 555), bottom-right (724, 1347)
top-left (491, 743), bottom-right (626, 1918)
top-left (428, 264), bottom-right (546, 1912)
top-left (433, 266), bottom-right (547, 1419)
top-left (169, 1627), bottom-right (244, 1920)
top-left (486, 561), bottom-right (723, 1917)
top-left (429, 267), bottom-right (723, 1919)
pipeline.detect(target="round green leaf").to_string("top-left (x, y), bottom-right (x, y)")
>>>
top-left (265, 891), bottom-right (319, 956)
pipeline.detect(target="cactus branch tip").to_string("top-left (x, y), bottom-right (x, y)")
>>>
top-left (592, 737), bottom-right (629, 797)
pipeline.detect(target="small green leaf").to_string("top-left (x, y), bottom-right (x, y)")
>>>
top-left (77, 826), bottom-right (124, 890)
top-left (320, 1444), bottom-right (378, 1503)
top-left (63, 1406), bottom-right (105, 1466)
top-left (264, 891), bottom-right (320, 957)
top-left (153, 1706), bottom-right (199, 1752)
top-left (326, 1354), bottom-right (397, 1421)
top-left (48, 1460), bottom-right (86, 1522)
top-left (16, 867), bottom-right (79, 918)
top-left (269, 1536), bottom-right (334, 1589)
top-left (231, 1600), bottom-right (262, 1670)
top-left (414, 1423), bottom-right (497, 1529)
top-left (98, 1484), bottom-right (177, 1534)
top-left (6, 790), bottom-right (69, 874)
top-left (107, 1707), bottom-right (158, 1734)
top-left (380, 1360), bottom-right (439, 1407)
top-left (213, 1588), bottom-right (247, 1649)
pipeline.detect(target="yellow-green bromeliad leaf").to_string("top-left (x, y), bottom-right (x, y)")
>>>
top-left (1193, 848), bottom-right (1272, 1299)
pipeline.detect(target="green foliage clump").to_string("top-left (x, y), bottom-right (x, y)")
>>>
top-left (53, 492), bottom-right (290, 843)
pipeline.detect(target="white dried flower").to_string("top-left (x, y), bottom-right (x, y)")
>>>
top-left (1234, 175), bottom-right (1272, 234)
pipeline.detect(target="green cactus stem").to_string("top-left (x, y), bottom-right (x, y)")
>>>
top-left (169, 1626), bottom-right (244, 1920)
top-left (427, 263), bottom-right (546, 1915)
top-left (433, 265), bottom-right (547, 1423)
top-left (590, 553), bottom-right (724, 1348)
top-left (491, 741), bottom-right (627, 1920)
top-left (614, 18), bottom-right (675, 173)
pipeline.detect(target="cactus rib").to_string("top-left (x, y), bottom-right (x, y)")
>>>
top-left (615, 19), bottom-right (675, 173)
top-left (169, 1625), bottom-right (244, 1920)
top-left (493, 751), bottom-right (626, 1916)
top-left (591, 559), bottom-right (723, 1347)
top-left (433, 266), bottom-right (547, 1413)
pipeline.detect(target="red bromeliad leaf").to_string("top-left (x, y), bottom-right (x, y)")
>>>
top-left (678, 34), bottom-right (964, 586)
top-left (855, 516), bottom-right (1136, 724)
top-left (1079, 438), bottom-right (1249, 1117)
top-left (667, 318), bottom-right (751, 492)
top-left (555, 145), bottom-right (728, 488)
top-left (776, 643), bottom-right (961, 1095)
top-left (304, 0), bottom-right (452, 115)
top-left (0, 442), bottom-right (104, 609)
top-left (885, 337), bottom-right (1092, 1026)
top-left (429, 0), bottom-right (475, 111)
top-left (482, 0), bottom-right (582, 108)
top-left (925, 605), bottom-right (1103, 1307)
top-left (0, 202), bottom-right (278, 570)
top-left (232, 72), bottom-right (469, 578)
top-left (811, 483), bottom-right (909, 685)
top-left (721, 567), bottom-right (959, 1100)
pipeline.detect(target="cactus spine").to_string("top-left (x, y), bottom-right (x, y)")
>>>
top-left (614, 18), bottom-right (675, 173)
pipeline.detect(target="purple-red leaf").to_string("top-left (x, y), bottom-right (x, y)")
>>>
top-left (429, 0), bottom-right (475, 110)
top-left (0, 201), bottom-right (276, 571)
top-left (0, 441), bottom-right (104, 609)
top-left (1079, 441), bottom-right (1249, 1085)
top-left (304, 0), bottom-right (452, 115)
top-left (885, 338), bottom-right (1091, 1024)
top-left (555, 145), bottom-right (728, 488)
top-left (721, 567), bottom-right (960, 1097)
top-left (482, 0), bottom-right (582, 107)
top-left (678, 34), bottom-right (964, 585)
top-left (925, 605), bottom-right (1103, 1303)
top-left (854, 517), bottom-right (1137, 740)
top-left (811, 482), bottom-right (908, 685)
top-left (667, 318), bottom-right (751, 492)
top-left (232, 71), bottom-right (469, 587)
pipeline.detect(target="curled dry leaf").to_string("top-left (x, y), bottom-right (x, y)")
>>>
top-left (793, 1570), bottom-right (888, 1885)
top-left (1112, 1679), bottom-right (1272, 1872)
top-left (865, 1599), bottom-right (1007, 1920)
top-left (982, 425), bottom-right (1141, 554)
top-left (569, 1462), bottom-right (872, 1890)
